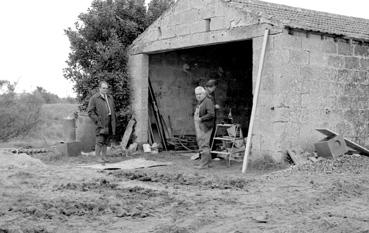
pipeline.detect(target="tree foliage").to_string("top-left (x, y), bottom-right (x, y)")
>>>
top-left (34, 86), bottom-right (60, 104)
top-left (146, 0), bottom-right (175, 25)
top-left (64, 0), bottom-right (172, 139)
top-left (64, 0), bottom-right (147, 138)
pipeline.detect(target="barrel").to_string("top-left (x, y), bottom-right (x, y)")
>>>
top-left (62, 118), bottom-right (76, 142)
top-left (76, 112), bottom-right (96, 152)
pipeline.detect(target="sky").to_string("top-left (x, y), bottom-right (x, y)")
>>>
top-left (0, 0), bottom-right (368, 97)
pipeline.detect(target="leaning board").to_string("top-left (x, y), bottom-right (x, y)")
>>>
top-left (316, 128), bottom-right (369, 156)
top-left (121, 118), bottom-right (136, 150)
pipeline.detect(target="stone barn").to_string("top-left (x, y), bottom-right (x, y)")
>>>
top-left (128, 0), bottom-right (369, 162)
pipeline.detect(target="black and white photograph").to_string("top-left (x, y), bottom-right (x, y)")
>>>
top-left (1, 0), bottom-right (369, 232)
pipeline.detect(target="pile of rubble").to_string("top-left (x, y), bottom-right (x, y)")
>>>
top-left (264, 154), bottom-right (369, 179)
top-left (0, 147), bottom-right (48, 155)
top-left (293, 154), bottom-right (369, 174)
top-left (0, 151), bottom-right (46, 169)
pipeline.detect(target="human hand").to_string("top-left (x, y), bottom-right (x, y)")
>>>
top-left (215, 104), bottom-right (220, 109)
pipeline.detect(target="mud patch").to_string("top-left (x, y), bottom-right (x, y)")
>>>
top-left (153, 225), bottom-right (192, 233)
top-left (3, 151), bottom-right (369, 232)
top-left (7, 171), bottom-right (35, 179)
top-left (109, 170), bottom-right (254, 190)
top-left (54, 178), bottom-right (118, 192)
top-left (0, 225), bottom-right (51, 233)
top-left (323, 179), bottom-right (369, 199)
top-left (6, 184), bottom-right (174, 220)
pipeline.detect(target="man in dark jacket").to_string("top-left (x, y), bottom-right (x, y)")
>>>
top-left (205, 79), bottom-right (220, 157)
top-left (87, 81), bottom-right (116, 164)
top-left (205, 79), bottom-right (219, 111)
top-left (194, 86), bottom-right (215, 169)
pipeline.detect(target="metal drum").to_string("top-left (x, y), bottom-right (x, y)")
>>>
top-left (76, 112), bottom-right (96, 152)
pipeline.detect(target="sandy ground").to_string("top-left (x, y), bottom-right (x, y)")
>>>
top-left (1, 151), bottom-right (369, 233)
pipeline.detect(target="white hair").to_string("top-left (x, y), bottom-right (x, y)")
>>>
top-left (195, 86), bottom-right (206, 93)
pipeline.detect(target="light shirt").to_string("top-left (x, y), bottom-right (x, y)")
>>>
top-left (101, 93), bottom-right (112, 115)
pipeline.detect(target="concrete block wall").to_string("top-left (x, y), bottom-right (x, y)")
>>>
top-left (155, 0), bottom-right (256, 39)
top-left (130, 0), bottom-right (263, 54)
top-left (128, 54), bottom-right (149, 143)
top-left (149, 52), bottom-right (197, 135)
top-left (252, 30), bottom-right (369, 161)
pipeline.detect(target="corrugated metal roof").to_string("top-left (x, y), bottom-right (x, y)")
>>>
top-left (227, 0), bottom-right (369, 40)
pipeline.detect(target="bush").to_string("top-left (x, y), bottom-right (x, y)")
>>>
top-left (0, 81), bottom-right (43, 141)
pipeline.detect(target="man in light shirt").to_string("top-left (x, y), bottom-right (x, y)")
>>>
top-left (194, 86), bottom-right (215, 169)
top-left (87, 81), bottom-right (116, 164)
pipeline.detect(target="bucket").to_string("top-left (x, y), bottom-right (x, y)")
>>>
top-left (76, 112), bottom-right (96, 152)
top-left (143, 144), bottom-right (151, 153)
top-left (151, 143), bottom-right (159, 154)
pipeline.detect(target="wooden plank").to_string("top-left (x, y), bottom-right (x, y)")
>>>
top-left (148, 118), bottom-right (154, 145)
top-left (214, 137), bottom-right (235, 141)
top-left (167, 116), bottom-right (174, 138)
top-left (287, 149), bottom-right (308, 165)
top-left (148, 79), bottom-right (168, 150)
top-left (160, 114), bottom-right (172, 139)
top-left (121, 118), bottom-right (136, 150)
top-left (242, 29), bottom-right (270, 173)
top-left (210, 151), bottom-right (230, 155)
top-left (316, 128), bottom-right (369, 156)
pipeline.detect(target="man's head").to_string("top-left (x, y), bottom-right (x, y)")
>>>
top-left (99, 81), bottom-right (109, 95)
top-left (195, 86), bottom-right (207, 102)
top-left (205, 79), bottom-right (217, 93)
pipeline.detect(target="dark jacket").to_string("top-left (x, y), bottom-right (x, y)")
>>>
top-left (207, 92), bottom-right (216, 106)
top-left (198, 97), bottom-right (215, 131)
top-left (207, 91), bottom-right (217, 120)
top-left (87, 93), bottom-right (116, 135)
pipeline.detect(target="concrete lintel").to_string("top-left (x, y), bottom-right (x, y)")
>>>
top-left (130, 24), bottom-right (282, 55)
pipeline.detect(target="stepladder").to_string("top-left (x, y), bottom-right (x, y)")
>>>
top-left (210, 123), bottom-right (245, 167)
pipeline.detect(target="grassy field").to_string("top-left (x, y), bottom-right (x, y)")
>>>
top-left (0, 103), bottom-right (79, 148)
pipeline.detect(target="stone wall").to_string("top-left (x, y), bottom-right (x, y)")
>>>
top-left (130, 0), bottom-right (278, 54)
top-left (252, 30), bottom-right (369, 161)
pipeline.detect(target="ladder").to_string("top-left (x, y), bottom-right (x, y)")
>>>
top-left (210, 123), bottom-right (245, 167)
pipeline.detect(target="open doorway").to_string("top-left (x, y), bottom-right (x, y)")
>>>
top-left (148, 40), bottom-right (253, 146)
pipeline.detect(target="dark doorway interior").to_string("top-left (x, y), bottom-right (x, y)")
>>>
top-left (149, 40), bottom-right (253, 139)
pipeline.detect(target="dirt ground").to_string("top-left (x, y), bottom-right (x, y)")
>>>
top-left (1, 151), bottom-right (369, 233)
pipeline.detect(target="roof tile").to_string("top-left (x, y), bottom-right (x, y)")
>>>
top-left (227, 0), bottom-right (369, 40)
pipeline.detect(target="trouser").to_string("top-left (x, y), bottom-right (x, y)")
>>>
top-left (196, 125), bottom-right (213, 166)
top-left (95, 116), bottom-right (112, 160)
